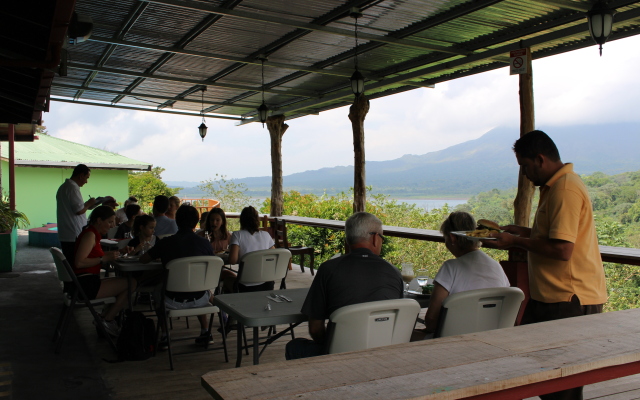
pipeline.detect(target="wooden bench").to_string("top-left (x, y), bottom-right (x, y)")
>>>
top-left (202, 308), bottom-right (640, 399)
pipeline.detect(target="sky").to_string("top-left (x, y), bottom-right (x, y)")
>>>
top-left (45, 35), bottom-right (640, 183)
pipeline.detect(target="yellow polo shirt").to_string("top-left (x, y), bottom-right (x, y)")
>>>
top-left (528, 163), bottom-right (607, 305)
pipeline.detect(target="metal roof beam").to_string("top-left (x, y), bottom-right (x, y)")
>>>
top-left (50, 98), bottom-right (244, 120)
top-left (534, 0), bottom-right (591, 12)
top-left (75, 2), bottom-right (149, 101)
top-left (88, 35), bottom-right (358, 79)
top-left (142, 0), bottom-right (470, 55)
top-left (66, 62), bottom-right (317, 97)
top-left (239, 5), bottom-right (640, 124)
top-left (52, 83), bottom-right (256, 109)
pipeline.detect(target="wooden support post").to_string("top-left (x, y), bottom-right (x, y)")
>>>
top-left (348, 94), bottom-right (369, 213)
top-left (512, 47), bottom-right (535, 262)
top-left (267, 115), bottom-right (288, 217)
top-left (8, 124), bottom-right (16, 210)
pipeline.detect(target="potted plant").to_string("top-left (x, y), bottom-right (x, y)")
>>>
top-left (0, 197), bottom-right (29, 272)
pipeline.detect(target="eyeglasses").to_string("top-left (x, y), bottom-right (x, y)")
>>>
top-left (369, 232), bottom-right (386, 243)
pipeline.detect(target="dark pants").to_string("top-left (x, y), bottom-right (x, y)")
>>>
top-left (285, 338), bottom-right (325, 360)
top-left (60, 241), bottom-right (76, 269)
top-left (521, 295), bottom-right (603, 400)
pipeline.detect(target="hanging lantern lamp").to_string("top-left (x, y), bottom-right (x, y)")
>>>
top-left (198, 87), bottom-right (207, 141)
top-left (350, 7), bottom-right (365, 95)
top-left (257, 56), bottom-right (269, 127)
top-left (587, 0), bottom-right (616, 56)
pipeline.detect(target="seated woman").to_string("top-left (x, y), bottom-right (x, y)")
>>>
top-left (228, 206), bottom-right (275, 292)
top-left (114, 203), bottom-right (141, 239)
top-left (198, 208), bottom-right (236, 290)
top-left (73, 205), bottom-right (136, 337)
top-left (416, 211), bottom-right (510, 339)
top-left (126, 214), bottom-right (158, 256)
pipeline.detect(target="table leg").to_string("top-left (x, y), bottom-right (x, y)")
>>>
top-left (253, 327), bottom-right (259, 365)
top-left (235, 323), bottom-right (243, 368)
top-left (126, 273), bottom-right (133, 310)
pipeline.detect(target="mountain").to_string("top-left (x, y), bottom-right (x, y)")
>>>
top-left (174, 123), bottom-right (640, 198)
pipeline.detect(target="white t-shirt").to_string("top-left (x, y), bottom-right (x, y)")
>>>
top-left (56, 179), bottom-right (86, 242)
top-left (230, 230), bottom-right (275, 259)
top-left (115, 207), bottom-right (127, 224)
top-left (434, 250), bottom-right (510, 295)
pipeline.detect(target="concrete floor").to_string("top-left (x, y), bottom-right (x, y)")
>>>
top-left (0, 231), bottom-right (112, 400)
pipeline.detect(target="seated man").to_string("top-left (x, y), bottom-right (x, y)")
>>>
top-left (116, 196), bottom-right (137, 225)
top-left (285, 212), bottom-right (403, 360)
top-left (140, 204), bottom-right (214, 346)
top-left (152, 195), bottom-right (178, 237)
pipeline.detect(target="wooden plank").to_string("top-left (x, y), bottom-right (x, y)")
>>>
top-left (202, 309), bottom-right (640, 400)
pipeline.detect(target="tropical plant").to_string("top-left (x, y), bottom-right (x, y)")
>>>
top-left (0, 197), bottom-right (29, 232)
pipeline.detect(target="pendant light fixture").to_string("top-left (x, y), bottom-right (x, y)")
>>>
top-left (587, 0), bottom-right (616, 56)
top-left (350, 7), bottom-right (364, 95)
top-left (198, 87), bottom-right (207, 141)
top-left (257, 56), bottom-right (269, 127)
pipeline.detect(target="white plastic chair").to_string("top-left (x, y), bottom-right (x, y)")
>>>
top-left (235, 248), bottom-right (292, 291)
top-left (50, 247), bottom-right (117, 354)
top-left (160, 255), bottom-right (227, 370)
top-left (434, 287), bottom-right (525, 338)
top-left (326, 298), bottom-right (421, 354)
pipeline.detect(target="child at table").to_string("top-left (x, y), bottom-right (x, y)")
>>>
top-left (198, 208), bottom-right (236, 292)
top-left (126, 214), bottom-right (158, 256)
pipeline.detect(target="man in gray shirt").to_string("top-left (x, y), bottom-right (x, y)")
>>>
top-left (56, 164), bottom-right (97, 266)
top-left (152, 195), bottom-right (178, 236)
top-left (285, 212), bottom-right (403, 359)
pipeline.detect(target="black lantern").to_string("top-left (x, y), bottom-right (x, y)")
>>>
top-left (256, 57), bottom-right (269, 127)
top-left (587, 0), bottom-right (616, 56)
top-left (350, 7), bottom-right (365, 95)
top-left (257, 101), bottom-right (269, 125)
top-left (350, 70), bottom-right (365, 96)
top-left (198, 87), bottom-right (207, 141)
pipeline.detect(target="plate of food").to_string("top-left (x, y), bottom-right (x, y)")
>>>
top-left (452, 219), bottom-right (500, 240)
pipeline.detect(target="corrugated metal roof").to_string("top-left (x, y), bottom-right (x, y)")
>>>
top-left (0, 134), bottom-right (151, 170)
top-left (5, 0), bottom-right (640, 126)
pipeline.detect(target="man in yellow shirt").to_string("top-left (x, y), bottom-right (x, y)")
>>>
top-left (489, 130), bottom-right (607, 400)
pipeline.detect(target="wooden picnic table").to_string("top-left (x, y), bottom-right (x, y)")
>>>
top-left (202, 308), bottom-right (640, 400)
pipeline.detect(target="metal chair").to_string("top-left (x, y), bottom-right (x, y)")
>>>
top-left (434, 287), bottom-right (525, 338)
top-left (50, 247), bottom-right (117, 354)
top-left (159, 255), bottom-right (228, 370)
top-left (326, 298), bottom-right (421, 354)
top-left (272, 218), bottom-right (315, 276)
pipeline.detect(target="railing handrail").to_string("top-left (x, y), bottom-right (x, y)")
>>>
top-left (223, 213), bottom-right (640, 266)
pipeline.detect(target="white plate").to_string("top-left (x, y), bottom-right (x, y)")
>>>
top-left (451, 231), bottom-right (497, 240)
top-left (407, 290), bottom-right (431, 297)
top-left (117, 256), bottom-right (140, 262)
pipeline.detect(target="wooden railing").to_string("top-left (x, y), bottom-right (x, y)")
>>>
top-left (223, 213), bottom-right (640, 266)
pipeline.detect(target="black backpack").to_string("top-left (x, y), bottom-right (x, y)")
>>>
top-left (116, 310), bottom-right (155, 361)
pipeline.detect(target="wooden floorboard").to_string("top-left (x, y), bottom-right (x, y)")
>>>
top-left (72, 264), bottom-right (640, 400)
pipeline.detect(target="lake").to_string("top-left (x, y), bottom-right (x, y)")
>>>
top-left (396, 199), bottom-right (468, 211)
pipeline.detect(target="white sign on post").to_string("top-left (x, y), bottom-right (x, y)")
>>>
top-left (510, 49), bottom-right (528, 75)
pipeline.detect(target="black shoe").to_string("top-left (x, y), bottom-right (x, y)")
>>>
top-left (195, 331), bottom-right (213, 345)
top-left (217, 324), bottom-right (237, 335)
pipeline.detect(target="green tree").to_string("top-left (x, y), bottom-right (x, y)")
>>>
top-left (198, 174), bottom-right (252, 213)
top-left (128, 167), bottom-right (180, 213)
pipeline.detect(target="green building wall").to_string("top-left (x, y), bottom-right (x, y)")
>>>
top-left (0, 162), bottom-right (129, 229)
